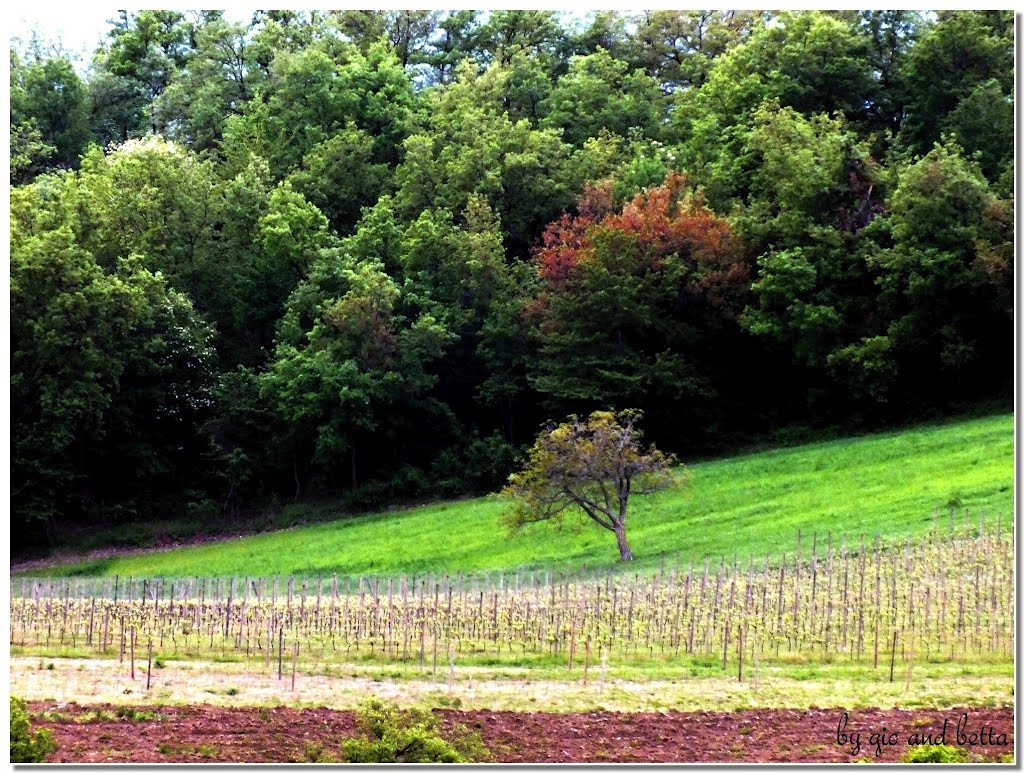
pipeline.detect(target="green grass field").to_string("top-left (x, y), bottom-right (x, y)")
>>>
top-left (21, 413), bottom-right (1013, 579)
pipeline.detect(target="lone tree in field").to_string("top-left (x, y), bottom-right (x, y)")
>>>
top-left (503, 409), bottom-right (679, 561)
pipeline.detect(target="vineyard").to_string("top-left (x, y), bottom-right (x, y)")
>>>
top-left (12, 514), bottom-right (1013, 687)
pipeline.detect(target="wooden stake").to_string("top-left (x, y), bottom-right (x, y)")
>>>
top-left (889, 630), bottom-right (898, 682)
top-left (447, 641), bottom-right (455, 694)
top-left (904, 630), bottom-right (915, 692)
top-left (291, 641), bottom-right (299, 691)
top-left (583, 638), bottom-right (591, 687)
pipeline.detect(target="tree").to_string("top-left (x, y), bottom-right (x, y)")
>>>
top-left (419, 11), bottom-right (480, 85)
top-left (221, 40), bottom-right (413, 178)
top-left (91, 10), bottom-right (194, 137)
top-left (504, 410), bottom-right (677, 561)
top-left (9, 120), bottom-right (55, 185)
top-left (393, 62), bottom-right (574, 257)
top-left (474, 11), bottom-right (565, 68)
top-left (10, 51), bottom-right (92, 173)
top-left (528, 174), bottom-right (751, 447)
top-left (10, 228), bottom-right (216, 538)
top-left (629, 10), bottom-right (763, 91)
top-left (858, 141), bottom-right (1012, 405)
top-left (260, 251), bottom-right (451, 495)
top-left (737, 104), bottom-right (882, 412)
top-left (332, 10), bottom-right (441, 69)
top-left (859, 10), bottom-right (921, 137)
top-left (540, 49), bottom-right (664, 146)
top-left (673, 11), bottom-right (876, 205)
top-left (897, 11), bottom-right (1013, 172)
top-left (151, 16), bottom-right (261, 152)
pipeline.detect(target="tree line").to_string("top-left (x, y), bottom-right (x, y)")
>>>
top-left (10, 10), bottom-right (1013, 549)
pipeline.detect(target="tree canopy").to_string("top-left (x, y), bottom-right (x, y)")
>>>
top-left (503, 410), bottom-right (678, 561)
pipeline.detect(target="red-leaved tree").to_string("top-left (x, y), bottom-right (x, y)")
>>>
top-left (528, 173), bottom-right (751, 446)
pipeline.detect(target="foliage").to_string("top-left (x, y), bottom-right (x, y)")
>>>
top-left (261, 251), bottom-right (451, 492)
top-left (529, 174), bottom-right (751, 445)
top-left (540, 50), bottom-right (664, 146)
top-left (10, 52), bottom-right (92, 174)
top-left (900, 744), bottom-right (971, 764)
top-left (10, 697), bottom-right (57, 763)
top-left (897, 11), bottom-right (1013, 172)
top-left (10, 227), bottom-right (216, 542)
top-left (862, 142), bottom-right (1012, 407)
top-left (341, 699), bottom-right (489, 763)
top-left (505, 410), bottom-right (678, 561)
top-left (7, 11), bottom-right (1014, 548)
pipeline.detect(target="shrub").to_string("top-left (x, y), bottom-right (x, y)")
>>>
top-left (115, 706), bottom-right (158, 721)
top-left (302, 741), bottom-right (338, 763)
top-left (340, 699), bottom-right (489, 763)
top-left (901, 745), bottom-right (971, 763)
top-left (10, 697), bottom-right (57, 763)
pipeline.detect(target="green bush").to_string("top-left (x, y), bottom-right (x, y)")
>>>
top-left (340, 699), bottom-right (489, 764)
top-left (302, 741), bottom-right (338, 763)
top-left (901, 745), bottom-right (971, 763)
top-left (10, 697), bottom-right (57, 763)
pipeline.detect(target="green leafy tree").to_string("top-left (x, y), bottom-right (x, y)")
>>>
top-left (261, 252), bottom-right (451, 494)
top-left (674, 11), bottom-right (876, 205)
top-left (564, 11), bottom-right (631, 61)
top-left (13, 138), bottom-right (333, 369)
top-left (9, 120), bottom-right (56, 184)
top-left (10, 51), bottom-right (92, 173)
top-left (504, 410), bottom-right (678, 562)
top-left (394, 61), bottom-right (574, 257)
top-left (11, 229), bottom-right (216, 537)
top-left (474, 11), bottom-right (565, 68)
top-left (10, 697), bottom-right (56, 763)
top-left (859, 10), bottom-right (921, 137)
top-left (419, 10), bottom-right (480, 85)
top-left (529, 175), bottom-right (751, 445)
top-left (860, 142), bottom-right (1012, 404)
top-left (540, 49), bottom-right (664, 146)
top-left (223, 39), bottom-right (412, 179)
top-left (629, 10), bottom-right (763, 90)
top-left (152, 16), bottom-right (261, 152)
top-left (332, 10), bottom-right (441, 69)
top-left (941, 79), bottom-right (1013, 185)
top-left (739, 104), bottom-right (880, 352)
top-left (91, 10), bottom-right (194, 136)
top-left (898, 11), bottom-right (1013, 176)
top-left (287, 125), bottom-right (390, 234)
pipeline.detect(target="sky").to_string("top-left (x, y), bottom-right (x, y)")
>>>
top-left (7, 8), bottom-right (253, 64)
top-left (9, 8), bottom-right (121, 62)
top-left (6, 4), bottom-right (944, 65)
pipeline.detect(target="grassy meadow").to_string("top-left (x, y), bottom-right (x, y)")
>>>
top-left (21, 412), bottom-right (1012, 580)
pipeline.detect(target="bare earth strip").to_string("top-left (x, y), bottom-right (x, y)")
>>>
top-left (26, 702), bottom-right (1015, 763)
top-left (12, 656), bottom-right (1012, 714)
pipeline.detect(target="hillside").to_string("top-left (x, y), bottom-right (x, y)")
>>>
top-left (19, 413), bottom-right (1013, 579)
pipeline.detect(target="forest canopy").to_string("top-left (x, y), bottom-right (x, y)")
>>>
top-left (10, 10), bottom-right (1013, 549)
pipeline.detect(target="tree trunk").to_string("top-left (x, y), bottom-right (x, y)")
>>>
top-left (613, 522), bottom-right (634, 562)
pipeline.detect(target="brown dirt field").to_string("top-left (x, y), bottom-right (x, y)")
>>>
top-left (29, 702), bottom-right (1013, 763)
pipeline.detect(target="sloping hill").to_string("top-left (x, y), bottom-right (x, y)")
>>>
top-left (20, 413), bottom-right (1013, 579)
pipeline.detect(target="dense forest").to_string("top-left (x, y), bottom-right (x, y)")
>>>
top-left (10, 10), bottom-right (1013, 550)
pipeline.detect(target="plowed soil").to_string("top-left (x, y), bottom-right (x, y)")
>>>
top-left (31, 703), bottom-right (1012, 763)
